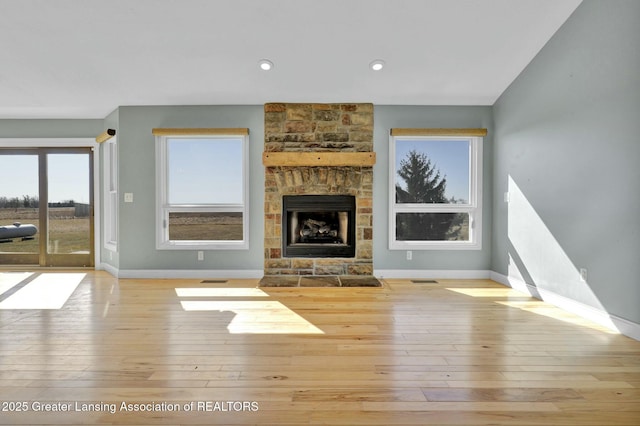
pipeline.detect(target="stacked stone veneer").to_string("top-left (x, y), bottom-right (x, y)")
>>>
top-left (264, 103), bottom-right (374, 276)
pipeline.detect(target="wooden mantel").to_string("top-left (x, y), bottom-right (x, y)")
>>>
top-left (262, 151), bottom-right (376, 167)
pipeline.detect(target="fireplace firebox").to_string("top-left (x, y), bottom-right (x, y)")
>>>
top-left (282, 195), bottom-right (356, 258)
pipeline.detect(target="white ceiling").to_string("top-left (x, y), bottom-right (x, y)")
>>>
top-left (0, 0), bottom-right (582, 119)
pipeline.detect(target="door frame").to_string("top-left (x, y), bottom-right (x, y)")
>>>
top-left (0, 138), bottom-right (101, 268)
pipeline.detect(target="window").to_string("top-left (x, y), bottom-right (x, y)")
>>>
top-left (103, 137), bottom-right (118, 251)
top-left (154, 129), bottom-right (249, 250)
top-left (389, 129), bottom-right (483, 250)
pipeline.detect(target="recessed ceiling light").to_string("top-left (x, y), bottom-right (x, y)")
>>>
top-left (258, 59), bottom-right (274, 71)
top-left (369, 59), bottom-right (385, 71)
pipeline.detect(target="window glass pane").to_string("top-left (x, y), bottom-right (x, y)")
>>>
top-left (0, 155), bottom-right (39, 254)
top-left (108, 192), bottom-right (117, 244)
top-left (168, 212), bottom-right (243, 241)
top-left (396, 212), bottom-right (469, 241)
top-left (108, 142), bottom-right (117, 191)
top-left (168, 138), bottom-right (242, 204)
top-left (395, 139), bottom-right (470, 204)
top-left (47, 154), bottom-right (91, 254)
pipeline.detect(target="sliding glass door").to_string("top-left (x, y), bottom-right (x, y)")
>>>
top-left (0, 148), bottom-right (94, 267)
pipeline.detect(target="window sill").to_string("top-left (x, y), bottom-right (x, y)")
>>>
top-left (390, 241), bottom-right (482, 251)
top-left (157, 241), bottom-right (249, 251)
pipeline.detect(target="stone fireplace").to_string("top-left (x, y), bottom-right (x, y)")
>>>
top-left (261, 103), bottom-right (377, 285)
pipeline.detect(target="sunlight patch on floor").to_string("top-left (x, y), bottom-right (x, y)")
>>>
top-left (446, 287), bottom-right (530, 298)
top-left (180, 300), bottom-right (324, 334)
top-left (445, 286), bottom-right (619, 335)
top-left (497, 300), bottom-right (619, 334)
top-left (0, 273), bottom-right (85, 310)
top-left (0, 271), bottom-right (34, 296)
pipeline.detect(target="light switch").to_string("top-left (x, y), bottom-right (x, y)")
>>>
top-left (124, 193), bottom-right (134, 203)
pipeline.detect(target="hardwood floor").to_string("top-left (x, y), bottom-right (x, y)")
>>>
top-left (0, 270), bottom-right (639, 425)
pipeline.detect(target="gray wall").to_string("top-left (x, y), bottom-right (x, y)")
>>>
top-left (373, 106), bottom-right (493, 272)
top-left (492, 0), bottom-right (640, 323)
top-left (115, 105), bottom-right (264, 272)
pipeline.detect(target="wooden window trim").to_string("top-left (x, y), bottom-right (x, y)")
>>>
top-left (152, 128), bottom-right (249, 136)
top-left (390, 128), bottom-right (487, 137)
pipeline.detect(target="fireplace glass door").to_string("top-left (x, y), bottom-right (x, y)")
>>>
top-left (282, 195), bottom-right (356, 258)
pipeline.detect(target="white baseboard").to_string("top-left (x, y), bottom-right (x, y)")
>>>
top-left (98, 262), bottom-right (119, 278)
top-left (374, 269), bottom-right (491, 279)
top-left (104, 268), bottom-right (263, 279)
top-left (490, 271), bottom-right (640, 341)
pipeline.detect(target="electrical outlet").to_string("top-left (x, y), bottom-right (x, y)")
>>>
top-left (197, 251), bottom-right (204, 261)
top-left (124, 193), bottom-right (134, 203)
top-left (406, 250), bottom-right (412, 260)
top-left (579, 268), bottom-right (587, 282)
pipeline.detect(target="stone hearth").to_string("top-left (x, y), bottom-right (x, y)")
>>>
top-left (261, 103), bottom-right (376, 284)
top-left (259, 275), bottom-right (381, 288)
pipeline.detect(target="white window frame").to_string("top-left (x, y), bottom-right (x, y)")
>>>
top-left (389, 134), bottom-right (483, 250)
top-left (155, 132), bottom-right (249, 250)
top-left (103, 137), bottom-right (118, 251)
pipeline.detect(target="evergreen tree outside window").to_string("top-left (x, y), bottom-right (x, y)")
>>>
top-left (389, 132), bottom-right (483, 250)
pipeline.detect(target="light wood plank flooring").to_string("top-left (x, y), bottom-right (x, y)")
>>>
top-left (0, 271), bottom-right (639, 425)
